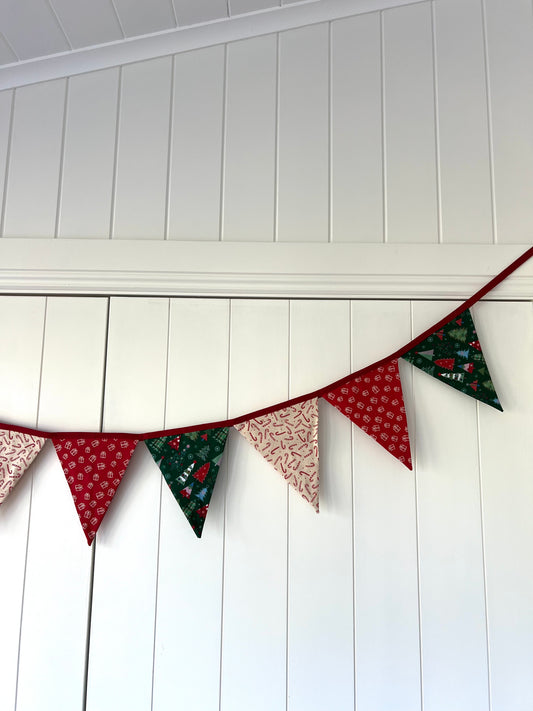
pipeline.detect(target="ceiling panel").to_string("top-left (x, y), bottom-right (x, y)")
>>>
top-left (0, 0), bottom-right (70, 60)
top-left (173, 0), bottom-right (228, 26)
top-left (112, 0), bottom-right (177, 36)
top-left (0, 33), bottom-right (18, 64)
top-left (229, 0), bottom-right (281, 13)
top-left (50, 0), bottom-right (124, 49)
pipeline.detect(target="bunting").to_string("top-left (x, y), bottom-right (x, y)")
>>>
top-left (402, 308), bottom-right (502, 410)
top-left (145, 427), bottom-right (229, 537)
top-left (234, 398), bottom-right (319, 511)
top-left (0, 429), bottom-right (46, 504)
top-left (1, 245), bottom-right (531, 542)
top-left (53, 437), bottom-right (138, 545)
top-left (324, 359), bottom-right (412, 469)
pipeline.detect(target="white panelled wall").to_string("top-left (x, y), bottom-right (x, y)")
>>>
top-left (0, 298), bottom-right (533, 711)
top-left (1, 0), bottom-right (533, 243)
top-left (1, 0), bottom-right (533, 710)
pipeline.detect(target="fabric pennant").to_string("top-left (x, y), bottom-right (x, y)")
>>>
top-left (324, 359), bottom-right (412, 469)
top-left (402, 308), bottom-right (502, 410)
top-left (53, 437), bottom-right (139, 545)
top-left (145, 427), bottom-right (229, 538)
top-left (0, 429), bottom-right (46, 504)
top-left (234, 398), bottom-right (319, 511)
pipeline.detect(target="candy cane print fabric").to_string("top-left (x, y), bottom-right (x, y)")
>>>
top-left (325, 358), bottom-right (412, 469)
top-left (234, 398), bottom-right (319, 511)
top-left (0, 429), bottom-right (46, 504)
top-left (53, 437), bottom-right (138, 545)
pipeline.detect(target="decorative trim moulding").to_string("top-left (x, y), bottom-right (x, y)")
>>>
top-left (0, 0), bottom-right (428, 91)
top-left (0, 239), bottom-right (533, 299)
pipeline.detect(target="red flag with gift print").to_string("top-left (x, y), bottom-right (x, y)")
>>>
top-left (234, 397), bottom-right (319, 511)
top-left (53, 437), bottom-right (138, 545)
top-left (324, 358), bottom-right (412, 469)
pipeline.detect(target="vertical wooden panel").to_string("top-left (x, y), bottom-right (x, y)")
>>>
top-left (383, 4), bottom-right (438, 243)
top-left (113, 58), bottom-right (172, 239)
top-left (0, 90), bottom-right (13, 224)
top-left (412, 301), bottom-right (489, 710)
top-left (152, 298), bottom-right (229, 711)
top-left (288, 300), bottom-right (354, 711)
top-left (277, 24), bottom-right (329, 242)
top-left (86, 297), bottom-right (169, 711)
top-left (168, 46), bottom-right (224, 241)
top-left (434, 0), bottom-right (492, 243)
top-left (3, 80), bottom-right (65, 237)
top-left (351, 301), bottom-right (421, 711)
top-left (223, 35), bottom-right (276, 242)
top-left (16, 297), bottom-right (108, 711)
top-left (58, 68), bottom-right (119, 238)
top-left (0, 297), bottom-right (46, 711)
top-left (484, 0), bottom-right (533, 243)
top-left (331, 14), bottom-right (383, 242)
top-left (477, 301), bottom-right (533, 710)
top-left (221, 300), bottom-right (288, 711)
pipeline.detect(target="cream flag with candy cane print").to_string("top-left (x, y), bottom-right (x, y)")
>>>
top-left (234, 398), bottom-right (319, 511)
top-left (0, 429), bottom-right (47, 504)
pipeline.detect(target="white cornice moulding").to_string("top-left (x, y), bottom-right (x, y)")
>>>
top-left (0, 0), bottom-right (428, 90)
top-left (0, 240), bottom-right (532, 299)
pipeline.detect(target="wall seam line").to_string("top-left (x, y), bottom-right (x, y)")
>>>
top-left (164, 55), bottom-right (176, 241)
top-left (54, 77), bottom-right (69, 239)
top-left (218, 44), bottom-right (228, 242)
top-left (430, 0), bottom-right (442, 244)
top-left (0, 87), bottom-right (15, 237)
top-left (108, 65), bottom-right (122, 239)
top-left (480, 0), bottom-right (497, 244)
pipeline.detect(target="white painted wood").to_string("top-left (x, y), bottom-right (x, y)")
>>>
top-left (484, 0), bottom-right (533, 243)
top-left (0, 297), bottom-right (45, 711)
top-left (16, 297), bottom-right (108, 711)
top-left (476, 301), bottom-right (533, 711)
top-left (288, 300), bottom-right (354, 711)
top-left (0, 0), bottom-right (429, 89)
top-left (50, 0), bottom-right (123, 48)
top-left (231, 0), bottom-right (280, 13)
top-left (58, 68), bottom-right (119, 238)
top-left (277, 23), bottom-right (329, 241)
top-left (112, 0), bottom-right (176, 36)
top-left (174, 0), bottom-right (228, 25)
top-left (331, 13), bottom-right (383, 242)
top-left (0, 89), bottom-right (13, 226)
top-left (221, 299), bottom-right (289, 711)
top-left (2, 80), bottom-right (65, 237)
top-left (383, 3), bottom-right (438, 243)
top-left (412, 301), bottom-right (490, 710)
top-left (0, 34), bottom-right (17, 64)
top-left (113, 57), bottom-right (172, 239)
top-left (86, 297), bottom-right (168, 711)
top-left (168, 46), bottom-right (224, 241)
top-left (0, 0), bottom-right (70, 60)
top-left (1, 240), bottom-right (533, 299)
top-left (152, 298), bottom-right (229, 711)
top-left (223, 35), bottom-right (276, 241)
top-left (434, 0), bottom-right (492, 244)
top-left (351, 301), bottom-right (421, 711)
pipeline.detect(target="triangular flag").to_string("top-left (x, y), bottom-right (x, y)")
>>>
top-left (53, 437), bottom-right (139, 545)
top-left (0, 429), bottom-right (46, 504)
top-left (234, 398), bottom-right (319, 511)
top-left (324, 359), bottom-right (412, 469)
top-left (145, 427), bottom-right (229, 538)
top-left (402, 308), bottom-right (502, 410)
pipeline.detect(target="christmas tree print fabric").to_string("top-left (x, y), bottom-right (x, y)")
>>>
top-left (234, 398), bottom-right (319, 511)
top-left (145, 427), bottom-right (229, 538)
top-left (402, 308), bottom-right (502, 410)
top-left (53, 437), bottom-right (139, 545)
top-left (324, 359), bottom-right (412, 469)
top-left (0, 429), bottom-right (47, 504)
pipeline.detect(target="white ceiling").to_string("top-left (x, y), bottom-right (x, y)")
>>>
top-left (0, 0), bottom-right (304, 67)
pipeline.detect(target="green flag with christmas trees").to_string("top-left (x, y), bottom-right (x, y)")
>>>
top-left (402, 308), bottom-right (502, 410)
top-left (145, 427), bottom-right (229, 537)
